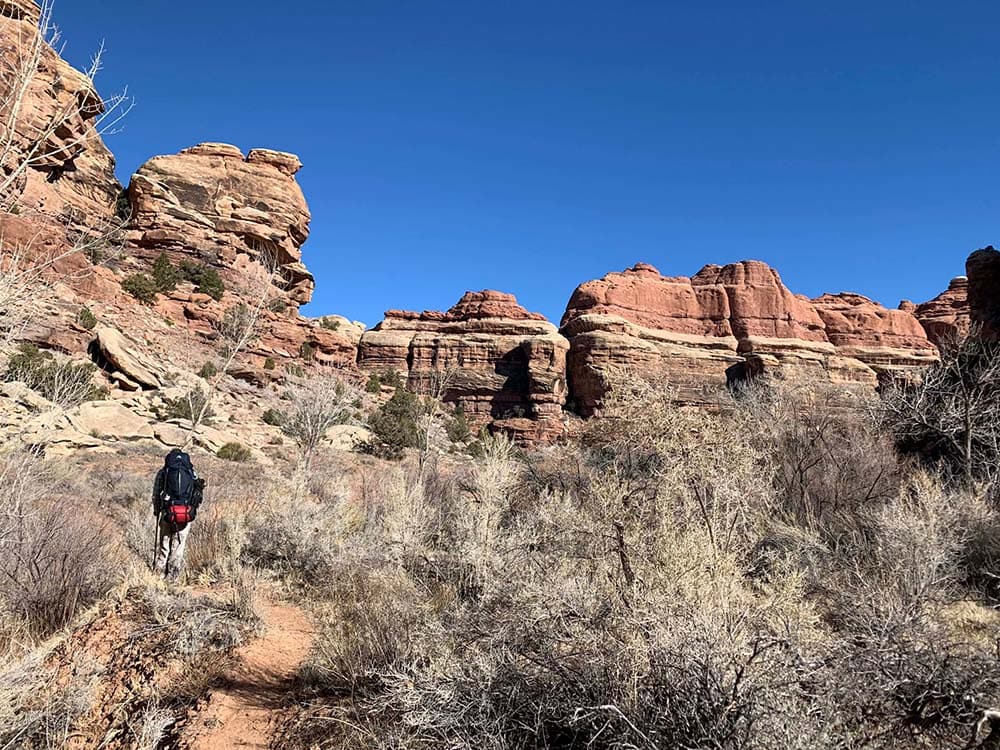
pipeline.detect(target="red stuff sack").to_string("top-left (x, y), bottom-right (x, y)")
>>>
top-left (166, 503), bottom-right (193, 526)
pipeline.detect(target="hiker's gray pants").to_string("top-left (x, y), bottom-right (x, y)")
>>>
top-left (154, 519), bottom-right (191, 580)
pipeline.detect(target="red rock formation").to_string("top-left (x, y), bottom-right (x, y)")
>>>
top-left (968, 246), bottom-right (1000, 341)
top-left (127, 143), bottom-right (314, 306)
top-left (562, 261), bottom-right (938, 414)
top-left (0, 0), bottom-right (120, 228)
top-left (360, 291), bottom-right (568, 440)
top-left (914, 277), bottom-right (971, 346)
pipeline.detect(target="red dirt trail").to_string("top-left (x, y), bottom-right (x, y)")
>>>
top-left (177, 599), bottom-right (314, 749)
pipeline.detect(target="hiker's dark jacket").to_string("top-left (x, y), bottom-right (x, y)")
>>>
top-left (151, 466), bottom-right (200, 516)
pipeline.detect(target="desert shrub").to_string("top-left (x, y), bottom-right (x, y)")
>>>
top-left (445, 404), bottom-right (471, 444)
top-left (365, 371), bottom-right (381, 393)
top-left (320, 317), bottom-right (341, 331)
top-left (121, 272), bottom-right (158, 303)
top-left (196, 267), bottom-right (225, 301)
top-left (268, 298), bottom-right (288, 313)
top-left (381, 368), bottom-right (403, 389)
top-left (879, 331), bottom-right (1000, 489)
top-left (262, 407), bottom-right (286, 427)
top-left (151, 251), bottom-right (179, 293)
top-left (5, 344), bottom-right (104, 407)
top-left (0, 452), bottom-right (116, 640)
top-left (304, 569), bottom-right (426, 696)
top-left (76, 306), bottom-right (97, 330)
top-left (299, 341), bottom-right (315, 361)
top-left (263, 356), bottom-right (276, 371)
top-left (367, 388), bottom-right (423, 459)
top-left (157, 388), bottom-right (214, 423)
top-left (282, 375), bottom-right (358, 473)
top-left (242, 496), bottom-right (339, 587)
top-left (198, 361), bottom-right (218, 379)
top-left (217, 442), bottom-right (251, 462)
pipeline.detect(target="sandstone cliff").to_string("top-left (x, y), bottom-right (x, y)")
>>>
top-left (360, 291), bottom-right (568, 441)
top-left (561, 261), bottom-right (939, 415)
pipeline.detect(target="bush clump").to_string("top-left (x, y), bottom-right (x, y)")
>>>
top-left (320, 317), bottom-right (341, 331)
top-left (5, 344), bottom-right (104, 407)
top-left (367, 388), bottom-right (424, 459)
top-left (76, 307), bottom-right (97, 331)
top-left (197, 267), bottom-right (225, 301)
top-left (263, 357), bottom-right (276, 371)
top-left (217, 442), bottom-right (252, 462)
top-left (365, 371), bottom-right (382, 393)
top-left (121, 273), bottom-right (158, 304)
top-left (198, 361), bottom-right (219, 379)
top-left (262, 408), bottom-right (286, 427)
top-left (158, 388), bottom-right (214, 423)
top-left (299, 341), bottom-right (315, 362)
top-left (152, 251), bottom-right (180, 293)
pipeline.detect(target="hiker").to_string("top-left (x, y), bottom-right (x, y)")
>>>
top-left (152, 448), bottom-right (205, 581)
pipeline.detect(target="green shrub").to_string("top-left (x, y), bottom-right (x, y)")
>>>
top-left (299, 342), bottom-right (315, 362)
top-left (286, 364), bottom-right (305, 378)
top-left (269, 299), bottom-right (288, 313)
top-left (446, 404), bottom-right (472, 444)
top-left (381, 368), bottom-right (403, 389)
top-left (197, 267), bottom-right (225, 301)
top-left (115, 188), bottom-right (132, 221)
top-left (152, 252), bottom-right (180, 293)
top-left (365, 371), bottom-right (382, 393)
top-left (263, 408), bottom-right (286, 427)
top-left (367, 388), bottom-right (423, 459)
top-left (320, 317), bottom-right (341, 331)
top-left (76, 307), bottom-right (97, 331)
top-left (263, 357), bottom-right (276, 371)
top-left (4, 344), bottom-right (104, 406)
top-left (121, 273), bottom-right (158, 304)
top-left (198, 361), bottom-right (219, 379)
top-left (158, 388), bottom-right (214, 423)
top-left (178, 260), bottom-right (203, 283)
top-left (217, 442), bottom-right (251, 462)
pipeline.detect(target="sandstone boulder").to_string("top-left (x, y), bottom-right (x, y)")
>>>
top-left (68, 401), bottom-right (154, 441)
top-left (126, 143), bottom-right (314, 306)
top-left (360, 291), bottom-right (569, 441)
top-left (93, 326), bottom-right (164, 389)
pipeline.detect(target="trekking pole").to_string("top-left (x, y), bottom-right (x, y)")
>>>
top-left (152, 509), bottom-right (160, 573)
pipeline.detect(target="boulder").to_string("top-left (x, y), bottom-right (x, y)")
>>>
top-left (93, 326), bottom-right (163, 389)
top-left (68, 401), bottom-right (155, 441)
top-left (360, 291), bottom-right (569, 441)
top-left (126, 143), bottom-right (314, 307)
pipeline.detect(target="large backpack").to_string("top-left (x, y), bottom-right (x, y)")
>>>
top-left (161, 450), bottom-right (198, 525)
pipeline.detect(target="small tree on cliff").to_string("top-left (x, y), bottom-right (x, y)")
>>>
top-left (879, 328), bottom-right (1000, 489)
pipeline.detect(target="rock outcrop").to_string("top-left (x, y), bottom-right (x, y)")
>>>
top-left (127, 143), bottom-right (314, 306)
top-left (967, 246), bottom-right (1000, 341)
top-left (0, 0), bottom-right (120, 228)
top-left (561, 261), bottom-right (938, 414)
top-left (914, 277), bottom-right (971, 346)
top-left (360, 291), bottom-right (569, 440)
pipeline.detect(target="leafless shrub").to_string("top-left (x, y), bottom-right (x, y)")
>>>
top-left (878, 330), bottom-right (1000, 489)
top-left (282, 372), bottom-right (360, 479)
top-left (0, 451), bottom-right (116, 640)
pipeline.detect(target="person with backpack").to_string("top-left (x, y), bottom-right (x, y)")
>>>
top-left (152, 448), bottom-right (205, 581)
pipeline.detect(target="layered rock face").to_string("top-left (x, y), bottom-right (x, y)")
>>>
top-left (561, 261), bottom-right (938, 415)
top-left (967, 246), bottom-right (1000, 341)
top-left (0, 0), bottom-right (120, 228)
top-left (360, 291), bottom-right (569, 440)
top-left (127, 143), bottom-right (314, 306)
top-left (914, 277), bottom-right (971, 346)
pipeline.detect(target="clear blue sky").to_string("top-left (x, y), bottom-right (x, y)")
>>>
top-left (54, 1), bottom-right (999, 327)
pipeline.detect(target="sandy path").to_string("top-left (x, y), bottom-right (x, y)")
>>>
top-left (179, 598), bottom-right (314, 750)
